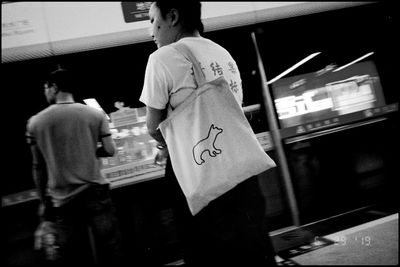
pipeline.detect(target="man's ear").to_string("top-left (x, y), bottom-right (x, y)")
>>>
top-left (169, 8), bottom-right (179, 27)
top-left (52, 84), bottom-right (59, 93)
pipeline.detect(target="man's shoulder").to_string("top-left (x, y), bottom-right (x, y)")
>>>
top-left (30, 104), bottom-right (102, 122)
top-left (150, 44), bottom-right (183, 62)
top-left (28, 105), bottom-right (53, 124)
top-left (75, 104), bottom-right (108, 124)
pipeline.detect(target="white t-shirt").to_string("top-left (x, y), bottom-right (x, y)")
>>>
top-left (140, 37), bottom-right (243, 111)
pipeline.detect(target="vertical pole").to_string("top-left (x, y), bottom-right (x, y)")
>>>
top-left (251, 31), bottom-right (300, 226)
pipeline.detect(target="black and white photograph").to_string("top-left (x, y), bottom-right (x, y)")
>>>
top-left (2, 2), bottom-right (398, 266)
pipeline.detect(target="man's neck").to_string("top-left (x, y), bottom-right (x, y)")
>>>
top-left (55, 92), bottom-right (74, 104)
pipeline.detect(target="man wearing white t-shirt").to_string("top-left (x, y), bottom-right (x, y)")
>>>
top-left (139, 2), bottom-right (276, 266)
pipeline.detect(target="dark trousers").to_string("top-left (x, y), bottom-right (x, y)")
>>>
top-left (53, 184), bottom-right (124, 266)
top-left (165, 159), bottom-right (277, 267)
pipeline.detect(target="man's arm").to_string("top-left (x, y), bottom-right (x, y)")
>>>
top-left (146, 106), bottom-right (168, 145)
top-left (97, 135), bottom-right (116, 157)
top-left (29, 144), bottom-right (50, 207)
top-left (96, 114), bottom-right (116, 157)
top-left (26, 120), bottom-right (52, 218)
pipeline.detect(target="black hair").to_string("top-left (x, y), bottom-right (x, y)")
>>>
top-left (46, 68), bottom-right (75, 94)
top-left (154, 1), bottom-right (204, 34)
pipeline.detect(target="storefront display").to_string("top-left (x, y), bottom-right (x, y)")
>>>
top-left (101, 106), bottom-right (165, 189)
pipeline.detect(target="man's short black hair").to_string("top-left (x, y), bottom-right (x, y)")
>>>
top-left (154, 1), bottom-right (204, 34)
top-left (47, 68), bottom-right (75, 94)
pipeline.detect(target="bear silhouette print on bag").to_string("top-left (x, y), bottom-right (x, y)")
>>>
top-left (192, 124), bottom-right (223, 165)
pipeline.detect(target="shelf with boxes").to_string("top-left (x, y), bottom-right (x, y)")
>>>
top-left (101, 106), bottom-right (165, 189)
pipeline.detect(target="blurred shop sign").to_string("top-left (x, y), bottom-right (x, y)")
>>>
top-left (121, 2), bottom-right (151, 23)
top-left (280, 103), bottom-right (398, 138)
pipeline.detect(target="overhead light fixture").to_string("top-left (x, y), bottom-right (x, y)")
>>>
top-left (267, 52), bottom-right (321, 85)
top-left (333, 52), bottom-right (374, 72)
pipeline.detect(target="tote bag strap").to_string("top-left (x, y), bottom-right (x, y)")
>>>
top-left (171, 42), bottom-right (207, 87)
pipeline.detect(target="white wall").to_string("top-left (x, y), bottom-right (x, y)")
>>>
top-left (2, 2), bottom-right (370, 63)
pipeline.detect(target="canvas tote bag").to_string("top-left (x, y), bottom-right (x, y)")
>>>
top-left (159, 42), bottom-right (276, 215)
